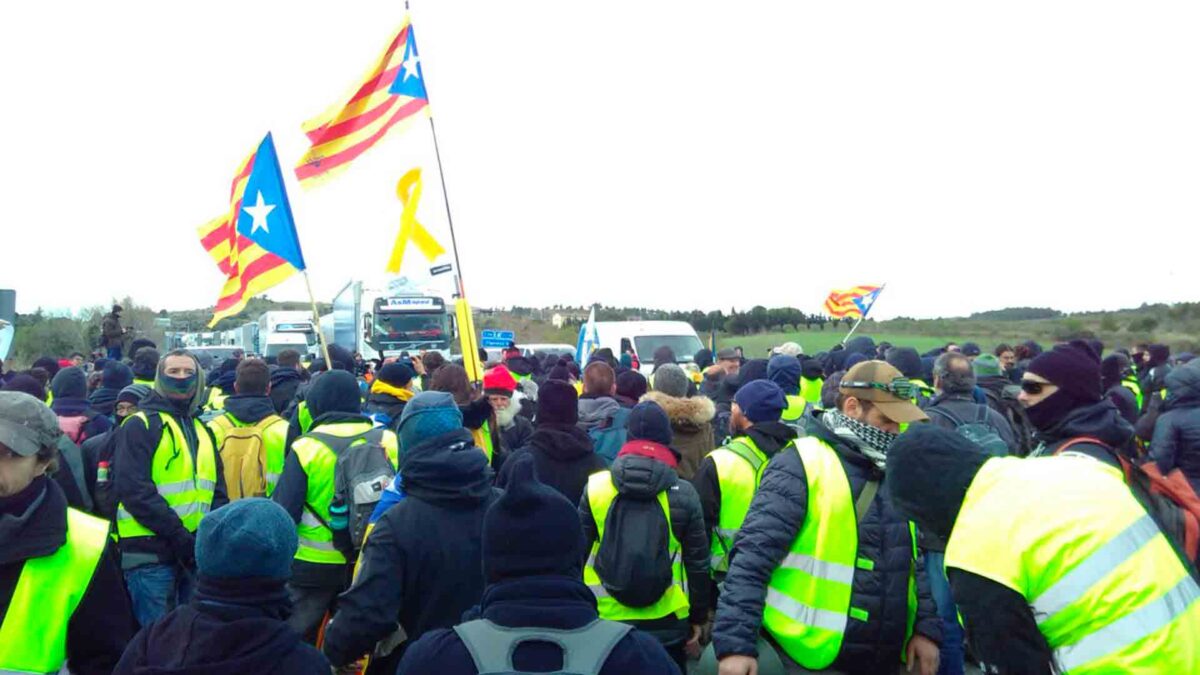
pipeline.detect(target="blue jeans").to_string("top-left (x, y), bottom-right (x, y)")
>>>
top-left (124, 563), bottom-right (194, 627)
top-left (107, 345), bottom-right (122, 360)
top-left (924, 552), bottom-right (964, 675)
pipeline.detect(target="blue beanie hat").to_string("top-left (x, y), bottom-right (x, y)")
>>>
top-left (482, 457), bottom-right (581, 584)
top-left (626, 400), bottom-right (674, 448)
top-left (195, 498), bottom-right (297, 580)
top-left (767, 355), bottom-right (802, 396)
top-left (50, 367), bottom-right (88, 400)
top-left (885, 347), bottom-right (923, 380)
top-left (397, 391), bottom-right (463, 451)
top-left (734, 379), bottom-right (787, 424)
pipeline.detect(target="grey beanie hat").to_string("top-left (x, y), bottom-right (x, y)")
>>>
top-left (652, 364), bottom-right (690, 398)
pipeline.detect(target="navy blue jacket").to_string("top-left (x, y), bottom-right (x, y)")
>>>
top-left (397, 576), bottom-right (681, 674)
top-left (713, 411), bottom-right (940, 673)
top-left (1150, 365), bottom-right (1200, 493)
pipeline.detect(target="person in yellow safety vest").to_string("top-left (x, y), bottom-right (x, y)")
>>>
top-left (710, 361), bottom-right (941, 675)
top-left (0, 391), bottom-right (137, 673)
top-left (694, 380), bottom-right (797, 580)
top-left (202, 358), bottom-right (241, 415)
top-left (271, 370), bottom-right (399, 644)
top-left (579, 400), bottom-right (712, 673)
top-left (888, 424), bottom-right (1200, 674)
top-left (767, 354), bottom-right (810, 434)
top-left (799, 362), bottom-right (825, 409)
top-left (114, 349), bottom-right (228, 628)
top-left (206, 358), bottom-right (290, 498)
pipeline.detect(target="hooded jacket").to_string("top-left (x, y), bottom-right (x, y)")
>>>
top-left (395, 576), bottom-right (679, 675)
top-left (114, 358), bottom-right (229, 567)
top-left (498, 424), bottom-right (607, 507)
top-left (643, 391), bottom-right (716, 481)
top-left (321, 428), bottom-right (500, 671)
top-left (113, 577), bottom-right (329, 675)
top-left (712, 411), bottom-right (940, 673)
top-left (268, 366), bottom-right (303, 415)
top-left (1033, 398), bottom-right (1135, 466)
top-left (51, 367), bottom-right (112, 442)
top-left (219, 393), bottom-right (278, 426)
top-left (578, 450), bottom-right (711, 644)
top-left (577, 395), bottom-right (622, 432)
top-left (0, 477), bottom-right (136, 675)
top-left (1149, 365), bottom-right (1200, 493)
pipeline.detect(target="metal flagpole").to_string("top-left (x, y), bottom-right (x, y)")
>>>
top-left (302, 270), bottom-right (333, 366)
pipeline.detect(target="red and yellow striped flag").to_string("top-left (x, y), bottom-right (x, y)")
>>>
top-left (824, 285), bottom-right (883, 319)
top-left (198, 142), bottom-right (298, 327)
top-left (295, 18), bottom-right (430, 187)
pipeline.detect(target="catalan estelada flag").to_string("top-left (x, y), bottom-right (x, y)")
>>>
top-left (198, 133), bottom-right (307, 326)
top-left (295, 17), bottom-right (430, 187)
top-left (824, 285), bottom-right (883, 319)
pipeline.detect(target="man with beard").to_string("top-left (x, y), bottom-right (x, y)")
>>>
top-left (712, 361), bottom-right (941, 675)
top-left (484, 366), bottom-right (534, 452)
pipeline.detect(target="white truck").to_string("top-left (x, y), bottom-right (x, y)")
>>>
top-left (331, 277), bottom-right (455, 361)
top-left (257, 311), bottom-right (319, 359)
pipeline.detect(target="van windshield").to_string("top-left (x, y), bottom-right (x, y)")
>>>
top-left (633, 335), bottom-right (704, 363)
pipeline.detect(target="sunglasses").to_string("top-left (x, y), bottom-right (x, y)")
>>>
top-left (1020, 380), bottom-right (1051, 395)
top-left (841, 377), bottom-right (919, 400)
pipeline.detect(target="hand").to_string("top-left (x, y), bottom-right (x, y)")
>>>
top-left (685, 624), bottom-right (703, 660)
top-left (718, 654), bottom-right (757, 675)
top-left (906, 634), bottom-right (940, 675)
top-left (411, 356), bottom-right (427, 376)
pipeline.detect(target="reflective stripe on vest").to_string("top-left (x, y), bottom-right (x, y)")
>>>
top-left (208, 413), bottom-right (289, 496)
top-left (0, 509), bottom-right (110, 674)
top-left (946, 455), bottom-right (1200, 673)
top-left (582, 471), bottom-right (689, 622)
top-left (116, 412), bottom-right (218, 539)
top-left (762, 437), bottom-right (858, 670)
top-left (708, 437), bottom-right (771, 574)
top-left (291, 421), bottom-right (399, 565)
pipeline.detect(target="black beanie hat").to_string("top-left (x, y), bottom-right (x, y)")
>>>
top-left (327, 345), bottom-right (355, 373)
top-left (1027, 340), bottom-right (1103, 403)
top-left (885, 347), bottom-right (923, 379)
top-left (50, 367), bottom-right (88, 400)
top-left (886, 424), bottom-right (991, 541)
top-left (626, 400), bottom-right (674, 449)
top-left (482, 457), bottom-right (581, 584)
top-left (131, 348), bottom-right (160, 381)
top-left (537, 379), bottom-right (578, 426)
top-left (129, 338), bottom-right (157, 355)
top-left (102, 361), bottom-right (134, 390)
top-left (32, 357), bottom-right (60, 379)
top-left (305, 371), bottom-right (363, 418)
top-left (615, 370), bottom-right (648, 401)
top-left (377, 362), bottom-right (414, 388)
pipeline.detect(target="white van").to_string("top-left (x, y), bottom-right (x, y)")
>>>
top-left (591, 321), bottom-right (705, 375)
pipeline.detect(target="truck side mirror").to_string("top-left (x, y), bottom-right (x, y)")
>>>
top-left (363, 313), bottom-right (372, 339)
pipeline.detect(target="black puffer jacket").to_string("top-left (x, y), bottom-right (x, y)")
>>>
top-left (713, 411), bottom-right (940, 674)
top-left (579, 449), bottom-right (711, 646)
top-left (1033, 398), bottom-right (1136, 467)
top-left (1150, 365), bottom-right (1200, 493)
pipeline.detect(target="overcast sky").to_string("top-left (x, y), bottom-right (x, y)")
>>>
top-left (3, 1), bottom-right (1198, 320)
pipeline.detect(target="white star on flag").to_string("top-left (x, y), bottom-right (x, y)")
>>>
top-left (243, 191), bottom-right (275, 234)
top-left (401, 44), bottom-right (421, 82)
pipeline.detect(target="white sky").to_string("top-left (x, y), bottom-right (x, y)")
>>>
top-left (2, 1), bottom-right (1198, 320)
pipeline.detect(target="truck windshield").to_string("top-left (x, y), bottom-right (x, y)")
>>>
top-left (633, 335), bottom-right (704, 363)
top-left (373, 312), bottom-right (451, 351)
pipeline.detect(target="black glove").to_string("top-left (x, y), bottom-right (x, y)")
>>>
top-left (171, 531), bottom-right (197, 569)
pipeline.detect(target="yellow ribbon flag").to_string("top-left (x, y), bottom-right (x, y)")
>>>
top-left (386, 168), bottom-right (446, 274)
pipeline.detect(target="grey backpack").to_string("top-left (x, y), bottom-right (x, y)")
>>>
top-left (453, 619), bottom-right (632, 675)
top-left (928, 405), bottom-right (1010, 457)
top-left (307, 428), bottom-right (394, 550)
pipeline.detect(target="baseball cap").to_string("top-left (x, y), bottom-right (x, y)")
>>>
top-left (0, 391), bottom-right (63, 457)
top-left (838, 361), bottom-right (929, 424)
top-left (716, 348), bottom-right (739, 361)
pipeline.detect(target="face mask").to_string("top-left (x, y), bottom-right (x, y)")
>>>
top-left (160, 373), bottom-right (198, 400)
top-left (1024, 389), bottom-right (1079, 433)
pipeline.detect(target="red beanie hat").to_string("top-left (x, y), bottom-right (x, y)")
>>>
top-left (483, 366), bottom-right (517, 397)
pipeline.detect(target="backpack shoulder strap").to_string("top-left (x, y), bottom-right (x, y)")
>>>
top-left (251, 414), bottom-right (284, 432)
top-left (454, 619), bottom-right (632, 675)
top-left (926, 405), bottom-right (965, 427)
top-left (1054, 436), bottom-right (1112, 456)
top-left (974, 404), bottom-right (991, 425)
top-left (724, 438), bottom-right (766, 474)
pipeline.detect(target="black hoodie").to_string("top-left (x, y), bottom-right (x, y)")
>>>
top-left (1034, 398), bottom-right (1135, 466)
top-left (268, 367), bottom-right (303, 414)
top-left (888, 426), bottom-right (1054, 675)
top-left (113, 578), bottom-right (329, 675)
top-left (321, 428), bottom-right (500, 671)
top-left (497, 424), bottom-right (606, 507)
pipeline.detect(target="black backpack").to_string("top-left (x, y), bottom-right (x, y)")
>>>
top-left (593, 488), bottom-right (675, 608)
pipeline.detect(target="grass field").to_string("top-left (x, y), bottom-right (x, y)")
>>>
top-left (715, 330), bottom-right (1023, 358)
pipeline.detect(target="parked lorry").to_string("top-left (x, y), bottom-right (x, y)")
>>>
top-left (331, 277), bottom-right (454, 361)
